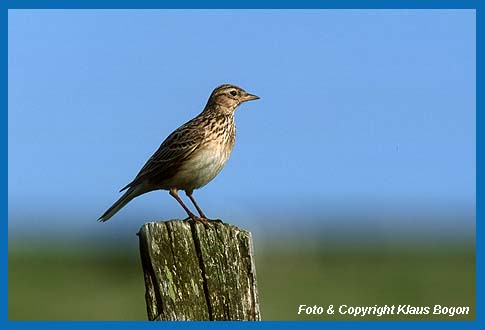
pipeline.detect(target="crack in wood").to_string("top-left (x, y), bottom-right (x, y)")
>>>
top-left (189, 221), bottom-right (214, 320)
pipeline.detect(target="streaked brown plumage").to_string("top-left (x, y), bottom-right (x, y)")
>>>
top-left (98, 84), bottom-right (259, 223)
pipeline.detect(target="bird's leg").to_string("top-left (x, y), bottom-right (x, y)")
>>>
top-left (169, 188), bottom-right (208, 225)
top-left (186, 190), bottom-right (223, 224)
top-left (185, 190), bottom-right (208, 219)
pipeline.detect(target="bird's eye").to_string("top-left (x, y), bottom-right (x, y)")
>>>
top-left (230, 90), bottom-right (237, 96)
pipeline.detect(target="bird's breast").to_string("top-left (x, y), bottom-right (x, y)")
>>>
top-left (171, 125), bottom-right (235, 190)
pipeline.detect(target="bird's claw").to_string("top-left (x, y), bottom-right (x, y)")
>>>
top-left (186, 214), bottom-right (210, 226)
top-left (184, 215), bottom-right (222, 227)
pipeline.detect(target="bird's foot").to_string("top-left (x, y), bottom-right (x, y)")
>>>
top-left (195, 212), bottom-right (223, 224)
top-left (196, 216), bottom-right (210, 226)
top-left (196, 216), bottom-right (224, 224)
top-left (186, 214), bottom-right (210, 226)
top-left (207, 218), bottom-right (224, 224)
top-left (183, 216), bottom-right (223, 225)
top-left (184, 214), bottom-right (223, 227)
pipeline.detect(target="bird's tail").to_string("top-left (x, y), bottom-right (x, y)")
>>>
top-left (98, 186), bottom-right (143, 222)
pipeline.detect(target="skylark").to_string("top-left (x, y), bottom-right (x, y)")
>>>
top-left (99, 84), bottom-right (259, 224)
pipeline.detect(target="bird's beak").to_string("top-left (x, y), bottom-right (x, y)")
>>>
top-left (242, 93), bottom-right (260, 102)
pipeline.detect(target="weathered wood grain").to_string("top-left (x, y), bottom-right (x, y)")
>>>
top-left (138, 220), bottom-right (260, 321)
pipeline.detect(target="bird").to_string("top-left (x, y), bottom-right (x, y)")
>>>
top-left (98, 84), bottom-right (259, 224)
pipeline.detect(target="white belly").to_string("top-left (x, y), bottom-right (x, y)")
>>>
top-left (169, 141), bottom-right (231, 190)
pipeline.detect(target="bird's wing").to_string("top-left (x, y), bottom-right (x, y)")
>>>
top-left (120, 117), bottom-right (207, 191)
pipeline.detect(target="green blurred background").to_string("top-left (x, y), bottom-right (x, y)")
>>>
top-left (9, 233), bottom-right (475, 320)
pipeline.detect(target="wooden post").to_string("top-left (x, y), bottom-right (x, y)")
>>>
top-left (137, 220), bottom-right (261, 321)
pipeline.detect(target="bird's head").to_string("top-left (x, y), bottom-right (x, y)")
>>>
top-left (206, 84), bottom-right (259, 114)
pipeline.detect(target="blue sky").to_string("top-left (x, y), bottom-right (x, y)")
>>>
top-left (8, 10), bottom-right (475, 241)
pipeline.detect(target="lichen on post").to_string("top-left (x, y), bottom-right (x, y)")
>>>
top-left (138, 220), bottom-right (260, 321)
